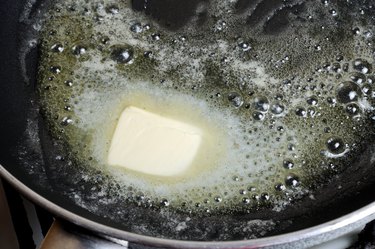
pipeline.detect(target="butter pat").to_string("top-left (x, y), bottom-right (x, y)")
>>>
top-left (107, 106), bottom-right (203, 176)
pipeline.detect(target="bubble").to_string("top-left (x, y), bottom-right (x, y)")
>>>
top-left (270, 103), bottom-right (285, 115)
top-left (247, 186), bottom-right (256, 192)
top-left (252, 194), bottom-right (260, 201)
top-left (274, 94), bottom-right (283, 101)
top-left (55, 155), bottom-right (64, 161)
top-left (307, 96), bottom-right (318, 106)
top-left (64, 105), bottom-right (72, 111)
top-left (238, 42), bottom-right (251, 51)
top-left (368, 76), bottom-right (375, 84)
top-left (64, 80), bottom-right (73, 87)
top-left (105, 4), bottom-right (119, 14)
top-left (364, 31), bottom-right (373, 39)
top-left (179, 36), bottom-right (187, 42)
top-left (94, 14), bottom-right (104, 22)
top-left (61, 117), bottom-right (73, 126)
top-left (282, 159), bottom-right (294, 169)
top-left (214, 196), bottom-right (222, 203)
top-left (362, 84), bottom-right (372, 95)
top-left (336, 82), bottom-right (361, 103)
top-left (214, 20), bottom-right (226, 32)
top-left (308, 107), bottom-right (317, 117)
top-left (242, 197), bottom-right (250, 204)
top-left (151, 33), bottom-right (161, 41)
top-left (227, 92), bottom-right (243, 108)
top-left (260, 193), bottom-right (270, 201)
top-left (288, 143), bottom-right (295, 151)
top-left (327, 97), bottom-right (337, 105)
top-left (160, 198), bottom-right (170, 207)
top-left (220, 57), bottom-right (229, 64)
top-left (345, 103), bottom-right (360, 116)
top-left (331, 63), bottom-right (341, 73)
top-left (275, 183), bottom-right (286, 191)
top-left (130, 23), bottom-right (143, 33)
top-left (239, 189), bottom-right (246, 195)
top-left (72, 45), bottom-right (87, 55)
top-left (143, 51), bottom-right (153, 59)
top-left (110, 45), bottom-right (134, 64)
top-left (336, 55), bottom-right (344, 62)
top-left (51, 43), bottom-right (64, 53)
top-left (350, 72), bottom-right (366, 85)
top-left (352, 27), bottom-right (361, 35)
top-left (254, 96), bottom-right (270, 112)
top-left (314, 44), bottom-right (322, 51)
top-left (353, 59), bottom-right (372, 74)
top-left (253, 111), bottom-right (265, 121)
top-left (285, 175), bottom-right (300, 187)
top-left (50, 66), bottom-right (61, 74)
top-left (100, 36), bottom-right (110, 45)
top-left (135, 192), bottom-right (145, 201)
top-left (28, 39), bottom-right (38, 48)
top-left (143, 24), bottom-right (151, 30)
top-left (329, 9), bottom-right (337, 16)
top-left (326, 137), bottom-right (346, 154)
top-left (295, 107), bottom-right (307, 117)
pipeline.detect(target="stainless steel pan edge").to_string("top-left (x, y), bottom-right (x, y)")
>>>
top-left (1, 165), bottom-right (375, 249)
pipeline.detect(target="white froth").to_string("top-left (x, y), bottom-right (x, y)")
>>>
top-left (72, 75), bottom-right (292, 202)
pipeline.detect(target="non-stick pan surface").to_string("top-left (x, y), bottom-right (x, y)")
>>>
top-left (2, 0), bottom-right (375, 247)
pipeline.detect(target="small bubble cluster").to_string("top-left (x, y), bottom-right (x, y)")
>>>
top-left (110, 45), bottom-right (134, 64)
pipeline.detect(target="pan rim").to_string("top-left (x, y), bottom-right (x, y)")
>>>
top-left (1, 164), bottom-right (375, 248)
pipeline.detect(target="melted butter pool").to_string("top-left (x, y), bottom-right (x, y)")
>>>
top-left (37, 0), bottom-right (375, 214)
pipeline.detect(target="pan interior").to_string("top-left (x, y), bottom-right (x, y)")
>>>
top-left (15, 0), bottom-right (375, 241)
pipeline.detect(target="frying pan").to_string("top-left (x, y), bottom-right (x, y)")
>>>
top-left (1, 0), bottom-right (375, 248)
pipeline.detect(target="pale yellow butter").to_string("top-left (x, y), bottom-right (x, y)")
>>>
top-left (107, 106), bottom-right (203, 176)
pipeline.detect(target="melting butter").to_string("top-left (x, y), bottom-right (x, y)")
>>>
top-left (108, 106), bottom-right (203, 177)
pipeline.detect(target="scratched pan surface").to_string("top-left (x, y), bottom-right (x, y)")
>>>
top-left (1, 0), bottom-right (375, 247)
